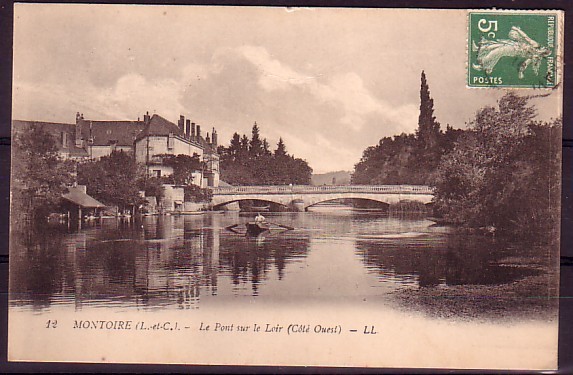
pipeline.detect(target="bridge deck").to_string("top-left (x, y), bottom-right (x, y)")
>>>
top-left (211, 185), bottom-right (433, 195)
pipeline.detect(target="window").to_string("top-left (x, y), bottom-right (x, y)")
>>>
top-left (61, 132), bottom-right (68, 148)
top-left (167, 134), bottom-right (174, 150)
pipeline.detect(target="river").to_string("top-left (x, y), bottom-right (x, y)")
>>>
top-left (8, 207), bottom-right (560, 368)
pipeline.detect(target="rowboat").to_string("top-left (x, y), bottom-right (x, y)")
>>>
top-left (246, 222), bottom-right (270, 236)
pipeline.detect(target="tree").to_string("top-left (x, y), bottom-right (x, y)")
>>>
top-left (13, 126), bottom-right (75, 223)
top-left (262, 138), bottom-right (271, 156)
top-left (184, 184), bottom-right (213, 203)
top-left (352, 71), bottom-right (446, 185)
top-left (139, 177), bottom-right (164, 199)
top-left (240, 134), bottom-right (250, 160)
top-left (433, 92), bottom-right (559, 239)
top-left (352, 133), bottom-right (418, 184)
top-left (275, 138), bottom-right (287, 157)
top-left (249, 122), bottom-right (263, 158)
top-left (77, 150), bottom-right (145, 211)
top-left (157, 153), bottom-right (202, 185)
top-left (218, 125), bottom-right (312, 185)
top-left (416, 70), bottom-right (441, 149)
top-left (229, 133), bottom-right (241, 161)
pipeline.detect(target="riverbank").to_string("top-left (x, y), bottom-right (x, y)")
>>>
top-left (391, 249), bottom-right (559, 323)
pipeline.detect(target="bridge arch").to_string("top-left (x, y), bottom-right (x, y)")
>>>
top-left (212, 197), bottom-right (290, 210)
top-left (305, 197), bottom-right (391, 210)
top-left (302, 193), bottom-right (431, 210)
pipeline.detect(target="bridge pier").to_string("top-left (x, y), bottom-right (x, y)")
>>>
top-left (218, 201), bottom-right (241, 211)
top-left (290, 199), bottom-right (305, 212)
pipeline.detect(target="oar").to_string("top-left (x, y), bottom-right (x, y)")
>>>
top-left (225, 224), bottom-right (239, 230)
top-left (266, 221), bottom-right (294, 230)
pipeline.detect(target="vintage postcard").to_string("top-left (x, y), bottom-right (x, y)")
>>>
top-left (8, 4), bottom-right (563, 370)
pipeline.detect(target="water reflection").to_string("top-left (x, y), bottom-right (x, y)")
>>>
top-left (9, 211), bottom-right (555, 318)
top-left (10, 214), bottom-right (312, 310)
top-left (356, 234), bottom-right (541, 288)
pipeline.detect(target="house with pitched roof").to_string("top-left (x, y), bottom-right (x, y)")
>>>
top-left (75, 112), bottom-right (147, 159)
top-left (134, 113), bottom-right (219, 187)
top-left (12, 112), bottom-right (220, 188)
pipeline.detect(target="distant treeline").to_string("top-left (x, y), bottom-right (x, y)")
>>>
top-left (353, 71), bottom-right (561, 240)
top-left (217, 123), bottom-right (313, 185)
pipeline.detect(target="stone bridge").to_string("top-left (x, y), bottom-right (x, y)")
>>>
top-left (210, 185), bottom-right (434, 211)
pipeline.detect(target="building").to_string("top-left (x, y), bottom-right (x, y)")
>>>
top-left (12, 120), bottom-right (89, 160)
top-left (75, 112), bottom-right (147, 159)
top-left (134, 113), bottom-right (219, 188)
top-left (12, 112), bottom-right (220, 187)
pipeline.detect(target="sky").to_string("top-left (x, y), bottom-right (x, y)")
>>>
top-left (12, 5), bottom-right (562, 173)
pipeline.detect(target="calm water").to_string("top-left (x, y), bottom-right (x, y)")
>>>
top-left (9, 208), bottom-right (558, 321)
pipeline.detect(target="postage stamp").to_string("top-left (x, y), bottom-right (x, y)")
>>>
top-left (468, 12), bottom-right (558, 88)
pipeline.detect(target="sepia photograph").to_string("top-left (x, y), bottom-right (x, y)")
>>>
top-left (8, 4), bottom-right (563, 369)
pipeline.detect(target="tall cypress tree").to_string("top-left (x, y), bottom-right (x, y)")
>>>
top-left (416, 71), bottom-right (441, 149)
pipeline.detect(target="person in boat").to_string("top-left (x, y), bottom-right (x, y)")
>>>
top-left (254, 212), bottom-right (266, 225)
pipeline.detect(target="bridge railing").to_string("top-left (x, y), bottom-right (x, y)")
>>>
top-left (211, 185), bottom-right (434, 195)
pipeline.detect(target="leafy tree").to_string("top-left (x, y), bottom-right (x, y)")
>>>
top-left (352, 133), bottom-right (419, 184)
top-left (184, 184), bottom-right (213, 203)
top-left (433, 93), bottom-right (560, 239)
top-left (12, 126), bottom-right (75, 223)
top-left (218, 125), bottom-right (312, 185)
top-left (77, 150), bottom-right (145, 211)
top-left (156, 153), bottom-right (202, 185)
top-left (139, 177), bottom-right (164, 199)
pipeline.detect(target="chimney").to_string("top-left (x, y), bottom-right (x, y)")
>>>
top-left (178, 115), bottom-right (185, 132)
top-left (206, 132), bottom-right (211, 145)
top-left (186, 119), bottom-right (191, 138)
top-left (143, 111), bottom-right (150, 124)
top-left (196, 124), bottom-right (201, 139)
top-left (191, 122), bottom-right (196, 139)
top-left (75, 112), bottom-right (84, 147)
top-left (212, 127), bottom-right (218, 147)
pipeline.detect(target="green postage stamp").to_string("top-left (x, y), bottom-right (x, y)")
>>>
top-left (468, 11), bottom-right (558, 88)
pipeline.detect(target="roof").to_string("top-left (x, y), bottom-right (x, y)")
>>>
top-left (62, 186), bottom-right (106, 208)
top-left (135, 114), bottom-right (184, 140)
top-left (13, 114), bottom-right (217, 154)
top-left (12, 120), bottom-right (75, 134)
top-left (135, 114), bottom-right (213, 150)
top-left (81, 120), bottom-right (146, 147)
top-left (12, 120), bottom-right (87, 155)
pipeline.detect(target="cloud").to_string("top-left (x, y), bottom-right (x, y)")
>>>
top-left (12, 43), bottom-right (420, 173)
top-left (13, 73), bottom-right (186, 122)
top-left (237, 45), bottom-right (317, 91)
top-left (234, 45), bottom-right (418, 132)
top-left (312, 72), bottom-right (418, 132)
